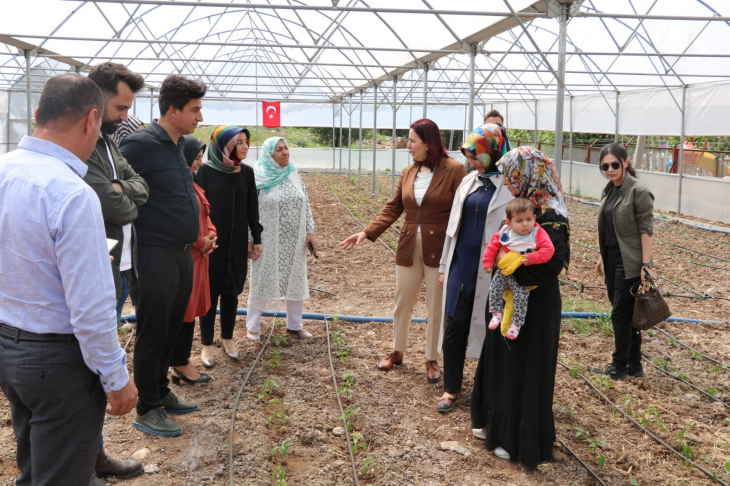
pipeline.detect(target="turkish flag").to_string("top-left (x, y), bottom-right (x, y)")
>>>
top-left (262, 101), bottom-right (281, 128)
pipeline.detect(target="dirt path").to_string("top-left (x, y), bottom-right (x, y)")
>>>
top-left (2, 174), bottom-right (730, 486)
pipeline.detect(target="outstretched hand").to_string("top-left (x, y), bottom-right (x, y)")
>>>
top-left (340, 231), bottom-right (367, 250)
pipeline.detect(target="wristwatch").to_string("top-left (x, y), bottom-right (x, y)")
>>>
top-left (641, 262), bottom-right (652, 268)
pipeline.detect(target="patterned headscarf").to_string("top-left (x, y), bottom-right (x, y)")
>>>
top-left (254, 137), bottom-right (295, 192)
top-left (205, 125), bottom-right (251, 173)
top-left (498, 146), bottom-right (569, 218)
top-left (459, 123), bottom-right (508, 172)
top-left (112, 115), bottom-right (144, 146)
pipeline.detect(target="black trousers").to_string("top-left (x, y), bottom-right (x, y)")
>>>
top-left (199, 287), bottom-right (239, 346)
top-left (442, 290), bottom-right (474, 394)
top-left (131, 246), bottom-right (193, 415)
top-left (604, 245), bottom-right (642, 370)
top-left (0, 337), bottom-right (106, 486)
top-left (170, 320), bottom-right (195, 367)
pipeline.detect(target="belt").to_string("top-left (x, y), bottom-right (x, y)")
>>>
top-left (0, 323), bottom-right (77, 344)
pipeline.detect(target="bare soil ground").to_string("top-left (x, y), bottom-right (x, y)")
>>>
top-left (2, 173), bottom-right (730, 486)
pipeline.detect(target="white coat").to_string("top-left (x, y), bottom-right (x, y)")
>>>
top-left (437, 171), bottom-right (514, 359)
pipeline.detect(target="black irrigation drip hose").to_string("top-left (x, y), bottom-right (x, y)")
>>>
top-left (325, 318), bottom-right (361, 486)
top-left (654, 327), bottom-right (730, 368)
top-left (557, 361), bottom-right (729, 486)
top-left (229, 319), bottom-right (276, 486)
top-left (314, 174), bottom-right (397, 256)
top-left (555, 436), bottom-right (608, 486)
top-left (572, 239), bottom-right (600, 254)
top-left (559, 278), bottom-right (581, 290)
top-left (654, 274), bottom-right (707, 299)
top-left (640, 354), bottom-right (730, 410)
top-left (655, 237), bottom-right (730, 265)
top-left (310, 287), bottom-right (338, 296)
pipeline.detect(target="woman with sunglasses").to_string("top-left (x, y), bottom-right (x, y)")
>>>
top-left (595, 143), bottom-right (655, 381)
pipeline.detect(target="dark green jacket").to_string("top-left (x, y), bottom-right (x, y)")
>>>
top-left (597, 173), bottom-right (654, 279)
top-left (83, 133), bottom-right (149, 297)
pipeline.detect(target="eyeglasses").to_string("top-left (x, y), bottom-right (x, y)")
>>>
top-left (600, 161), bottom-right (621, 171)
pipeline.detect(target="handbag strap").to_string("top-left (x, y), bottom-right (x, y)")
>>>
top-left (630, 273), bottom-right (659, 298)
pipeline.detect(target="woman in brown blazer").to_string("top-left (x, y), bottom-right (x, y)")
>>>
top-left (340, 118), bottom-right (466, 382)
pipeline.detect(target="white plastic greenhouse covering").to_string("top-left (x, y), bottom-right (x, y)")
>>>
top-left (1, 0), bottom-right (729, 221)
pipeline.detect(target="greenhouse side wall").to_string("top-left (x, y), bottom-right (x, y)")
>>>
top-left (0, 90), bottom-right (8, 155)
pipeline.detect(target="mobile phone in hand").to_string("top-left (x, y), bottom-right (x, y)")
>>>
top-left (307, 241), bottom-right (318, 259)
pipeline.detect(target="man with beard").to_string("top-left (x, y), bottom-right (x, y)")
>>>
top-left (84, 62), bottom-right (148, 485)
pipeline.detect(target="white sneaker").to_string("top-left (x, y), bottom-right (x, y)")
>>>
top-left (472, 428), bottom-right (486, 440)
top-left (494, 446), bottom-right (510, 460)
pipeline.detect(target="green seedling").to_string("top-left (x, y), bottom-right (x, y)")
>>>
top-left (360, 457), bottom-right (383, 477)
top-left (640, 407), bottom-right (665, 430)
top-left (268, 349), bottom-right (281, 370)
top-left (568, 361), bottom-right (582, 379)
top-left (271, 465), bottom-right (287, 486)
top-left (338, 373), bottom-right (356, 400)
top-left (669, 338), bottom-right (678, 347)
top-left (708, 365), bottom-right (728, 373)
top-left (272, 439), bottom-right (293, 458)
top-left (646, 330), bottom-right (657, 337)
top-left (258, 378), bottom-right (279, 399)
top-left (629, 477), bottom-right (639, 486)
top-left (586, 438), bottom-right (607, 453)
top-left (673, 372), bottom-right (690, 381)
top-left (273, 332), bottom-right (289, 347)
top-left (553, 402), bottom-right (575, 419)
top-left (689, 350), bottom-right (705, 361)
top-left (707, 386), bottom-right (719, 397)
top-left (596, 316), bottom-right (613, 337)
top-left (574, 426), bottom-right (589, 438)
top-left (597, 454), bottom-right (606, 468)
top-left (653, 359), bottom-right (670, 371)
top-left (682, 442), bottom-right (695, 468)
top-left (593, 375), bottom-right (612, 390)
top-left (340, 407), bottom-right (356, 433)
top-left (351, 432), bottom-right (369, 454)
top-left (622, 394), bottom-right (635, 406)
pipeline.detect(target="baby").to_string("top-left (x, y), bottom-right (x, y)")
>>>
top-left (482, 198), bottom-right (555, 339)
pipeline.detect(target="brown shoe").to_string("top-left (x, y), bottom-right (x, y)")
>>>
top-left (426, 360), bottom-right (441, 383)
top-left (377, 351), bottom-right (403, 371)
top-left (95, 447), bottom-right (144, 479)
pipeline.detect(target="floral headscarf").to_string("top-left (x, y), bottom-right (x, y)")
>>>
top-left (205, 125), bottom-right (251, 173)
top-left (459, 123), bottom-right (508, 172)
top-left (254, 137), bottom-right (295, 192)
top-left (498, 146), bottom-right (568, 218)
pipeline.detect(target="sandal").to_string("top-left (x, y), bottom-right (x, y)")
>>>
top-left (436, 396), bottom-right (457, 413)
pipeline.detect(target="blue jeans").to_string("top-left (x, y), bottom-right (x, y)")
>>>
top-left (116, 270), bottom-right (131, 325)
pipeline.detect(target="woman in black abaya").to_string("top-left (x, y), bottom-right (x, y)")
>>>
top-left (470, 146), bottom-right (570, 467)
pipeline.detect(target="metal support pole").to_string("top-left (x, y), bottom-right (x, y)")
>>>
top-left (372, 84), bottom-right (378, 198)
top-left (678, 85), bottom-right (687, 215)
top-left (150, 88), bottom-right (154, 125)
top-left (422, 64), bottom-right (428, 119)
top-left (348, 95), bottom-right (352, 179)
top-left (338, 99), bottom-right (343, 172)
top-left (467, 44), bottom-right (476, 133)
top-left (332, 102), bottom-right (336, 169)
top-left (614, 91), bottom-right (619, 143)
top-left (358, 90), bottom-right (363, 187)
top-left (255, 64), bottom-right (259, 156)
top-left (24, 50), bottom-right (32, 135)
top-left (635, 135), bottom-right (646, 170)
top-left (391, 76), bottom-right (397, 195)
top-left (133, 96), bottom-right (137, 117)
top-left (569, 95), bottom-right (574, 194)
top-left (534, 99), bottom-right (538, 145)
top-left (505, 101), bottom-right (510, 147)
top-left (553, 2), bottom-right (568, 177)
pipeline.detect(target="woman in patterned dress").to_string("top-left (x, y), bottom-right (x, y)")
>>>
top-left (246, 137), bottom-right (317, 340)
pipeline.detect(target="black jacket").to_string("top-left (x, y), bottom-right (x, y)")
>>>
top-left (120, 122), bottom-right (199, 248)
top-left (196, 163), bottom-right (263, 295)
top-left (83, 133), bottom-right (149, 297)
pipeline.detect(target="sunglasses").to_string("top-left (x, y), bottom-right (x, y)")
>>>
top-left (600, 161), bottom-right (622, 171)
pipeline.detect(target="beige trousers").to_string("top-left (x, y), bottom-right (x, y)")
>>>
top-left (393, 233), bottom-right (443, 361)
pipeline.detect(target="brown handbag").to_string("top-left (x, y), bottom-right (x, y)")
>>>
top-left (630, 274), bottom-right (672, 330)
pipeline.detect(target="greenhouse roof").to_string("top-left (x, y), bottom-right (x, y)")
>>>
top-left (1, 0), bottom-right (729, 106)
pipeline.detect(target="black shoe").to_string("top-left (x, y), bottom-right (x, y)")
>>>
top-left (465, 393), bottom-right (472, 406)
top-left (604, 363), bottom-right (628, 381)
top-left (628, 363), bottom-right (644, 378)
top-left (171, 367), bottom-right (211, 385)
top-left (162, 392), bottom-right (199, 415)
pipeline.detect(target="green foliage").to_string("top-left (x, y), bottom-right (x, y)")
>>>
top-left (574, 426), bottom-right (589, 438)
top-left (351, 432), bottom-right (369, 454)
top-left (654, 359), bottom-right (670, 371)
top-left (640, 407), bottom-right (665, 430)
top-left (707, 386), bottom-right (719, 397)
top-left (271, 465), bottom-right (288, 486)
top-left (258, 378), bottom-right (279, 400)
top-left (288, 135), bottom-right (308, 148)
top-left (273, 332), bottom-right (289, 348)
top-left (338, 373), bottom-right (356, 400)
top-left (708, 365), bottom-right (728, 373)
top-left (689, 350), bottom-right (705, 361)
top-left (597, 454), bottom-right (606, 469)
top-left (266, 398), bottom-right (289, 430)
top-left (593, 375), bottom-right (612, 390)
top-left (630, 477), bottom-right (639, 486)
top-left (272, 439), bottom-right (293, 458)
top-left (340, 406), bottom-right (356, 433)
top-left (268, 349), bottom-right (281, 370)
top-left (553, 402), bottom-right (575, 420)
top-left (569, 361), bottom-right (582, 379)
top-left (360, 457), bottom-right (383, 478)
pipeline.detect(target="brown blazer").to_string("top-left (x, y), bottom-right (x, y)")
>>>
top-left (364, 157), bottom-right (466, 267)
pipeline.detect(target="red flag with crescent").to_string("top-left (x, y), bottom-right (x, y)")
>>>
top-left (262, 101), bottom-right (281, 128)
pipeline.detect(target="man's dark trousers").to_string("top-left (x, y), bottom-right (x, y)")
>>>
top-left (132, 245), bottom-right (193, 415)
top-left (0, 338), bottom-right (106, 486)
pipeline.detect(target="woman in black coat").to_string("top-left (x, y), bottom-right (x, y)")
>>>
top-left (196, 126), bottom-right (263, 367)
top-left (471, 146), bottom-right (570, 467)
